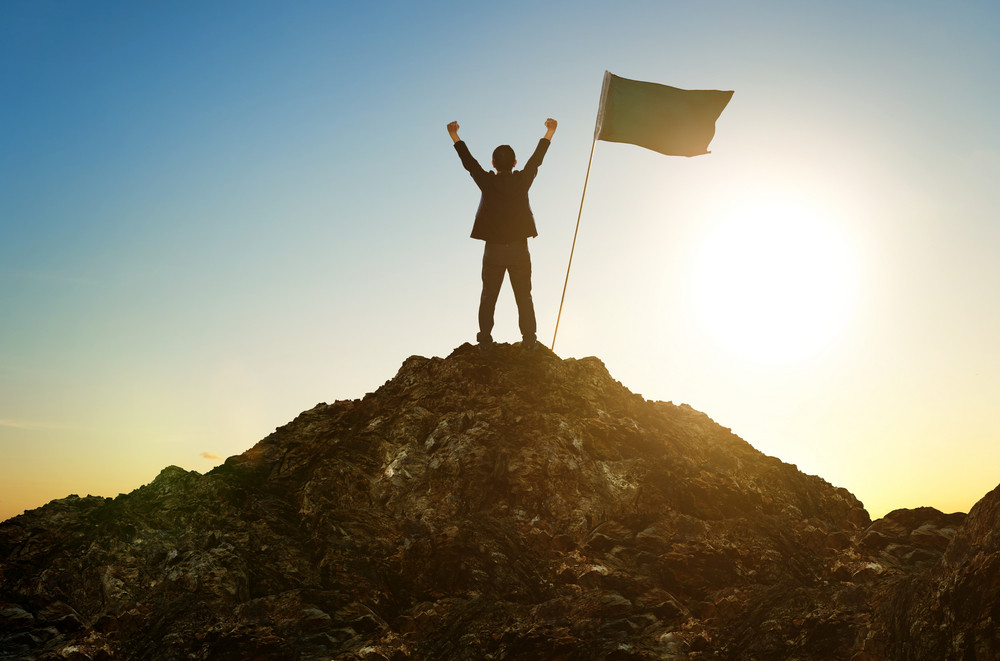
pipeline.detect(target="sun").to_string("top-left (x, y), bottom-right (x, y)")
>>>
top-left (692, 198), bottom-right (859, 363)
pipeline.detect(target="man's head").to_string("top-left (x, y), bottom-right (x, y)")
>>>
top-left (492, 145), bottom-right (516, 173)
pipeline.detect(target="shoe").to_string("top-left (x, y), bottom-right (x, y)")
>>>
top-left (522, 339), bottom-right (537, 355)
top-left (478, 341), bottom-right (493, 356)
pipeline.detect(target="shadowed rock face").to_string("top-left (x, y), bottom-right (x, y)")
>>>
top-left (0, 343), bottom-right (995, 660)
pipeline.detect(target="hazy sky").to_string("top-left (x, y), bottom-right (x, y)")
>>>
top-left (3, 1), bottom-right (998, 522)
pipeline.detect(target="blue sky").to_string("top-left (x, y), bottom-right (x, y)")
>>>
top-left (2, 1), bottom-right (999, 521)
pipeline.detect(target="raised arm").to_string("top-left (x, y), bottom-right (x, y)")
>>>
top-left (449, 121), bottom-right (488, 185)
top-left (522, 119), bottom-right (556, 180)
top-left (543, 117), bottom-right (557, 141)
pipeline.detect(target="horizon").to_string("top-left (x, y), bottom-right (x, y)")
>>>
top-left (0, 339), bottom-right (985, 521)
top-left (2, 1), bottom-right (999, 523)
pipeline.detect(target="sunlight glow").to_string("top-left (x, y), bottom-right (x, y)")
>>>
top-left (693, 198), bottom-right (859, 363)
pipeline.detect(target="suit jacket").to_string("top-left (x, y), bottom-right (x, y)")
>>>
top-left (454, 138), bottom-right (550, 243)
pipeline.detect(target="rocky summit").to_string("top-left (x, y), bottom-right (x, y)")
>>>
top-left (1, 343), bottom-right (998, 660)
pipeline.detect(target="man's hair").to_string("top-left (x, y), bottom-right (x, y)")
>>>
top-left (492, 145), bottom-right (516, 172)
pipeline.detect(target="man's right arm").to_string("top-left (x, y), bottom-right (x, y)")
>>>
top-left (522, 118), bottom-right (557, 179)
top-left (543, 117), bottom-right (557, 142)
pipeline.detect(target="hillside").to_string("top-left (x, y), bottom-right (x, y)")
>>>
top-left (1, 343), bottom-right (996, 660)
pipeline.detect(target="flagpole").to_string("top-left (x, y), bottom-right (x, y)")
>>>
top-left (552, 71), bottom-right (611, 352)
top-left (551, 133), bottom-right (597, 352)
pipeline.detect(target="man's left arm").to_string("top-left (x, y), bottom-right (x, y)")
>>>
top-left (449, 120), bottom-right (489, 186)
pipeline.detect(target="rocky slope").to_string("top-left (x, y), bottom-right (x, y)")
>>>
top-left (1, 343), bottom-right (996, 660)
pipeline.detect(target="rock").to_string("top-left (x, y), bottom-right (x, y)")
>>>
top-left (0, 342), bottom-right (997, 660)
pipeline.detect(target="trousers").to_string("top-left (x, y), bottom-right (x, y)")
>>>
top-left (477, 240), bottom-right (536, 345)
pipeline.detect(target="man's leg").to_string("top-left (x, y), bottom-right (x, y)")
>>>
top-left (478, 256), bottom-right (506, 345)
top-left (508, 250), bottom-right (537, 346)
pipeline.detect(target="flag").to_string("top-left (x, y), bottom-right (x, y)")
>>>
top-left (596, 71), bottom-right (733, 157)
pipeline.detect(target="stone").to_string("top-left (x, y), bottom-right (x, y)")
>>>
top-left (0, 343), bottom-right (997, 659)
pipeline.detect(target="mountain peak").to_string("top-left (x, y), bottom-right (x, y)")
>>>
top-left (1, 344), bottom-right (997, 660)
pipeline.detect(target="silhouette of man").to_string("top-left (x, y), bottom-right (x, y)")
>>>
top-left (448, 118), bottom-right (557, 354)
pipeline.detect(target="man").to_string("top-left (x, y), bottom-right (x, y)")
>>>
top-left (448, 118), bottom-right (557, 354)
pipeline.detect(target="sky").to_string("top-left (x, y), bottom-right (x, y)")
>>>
top-left (2, 1), bottom-right (998, 522)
